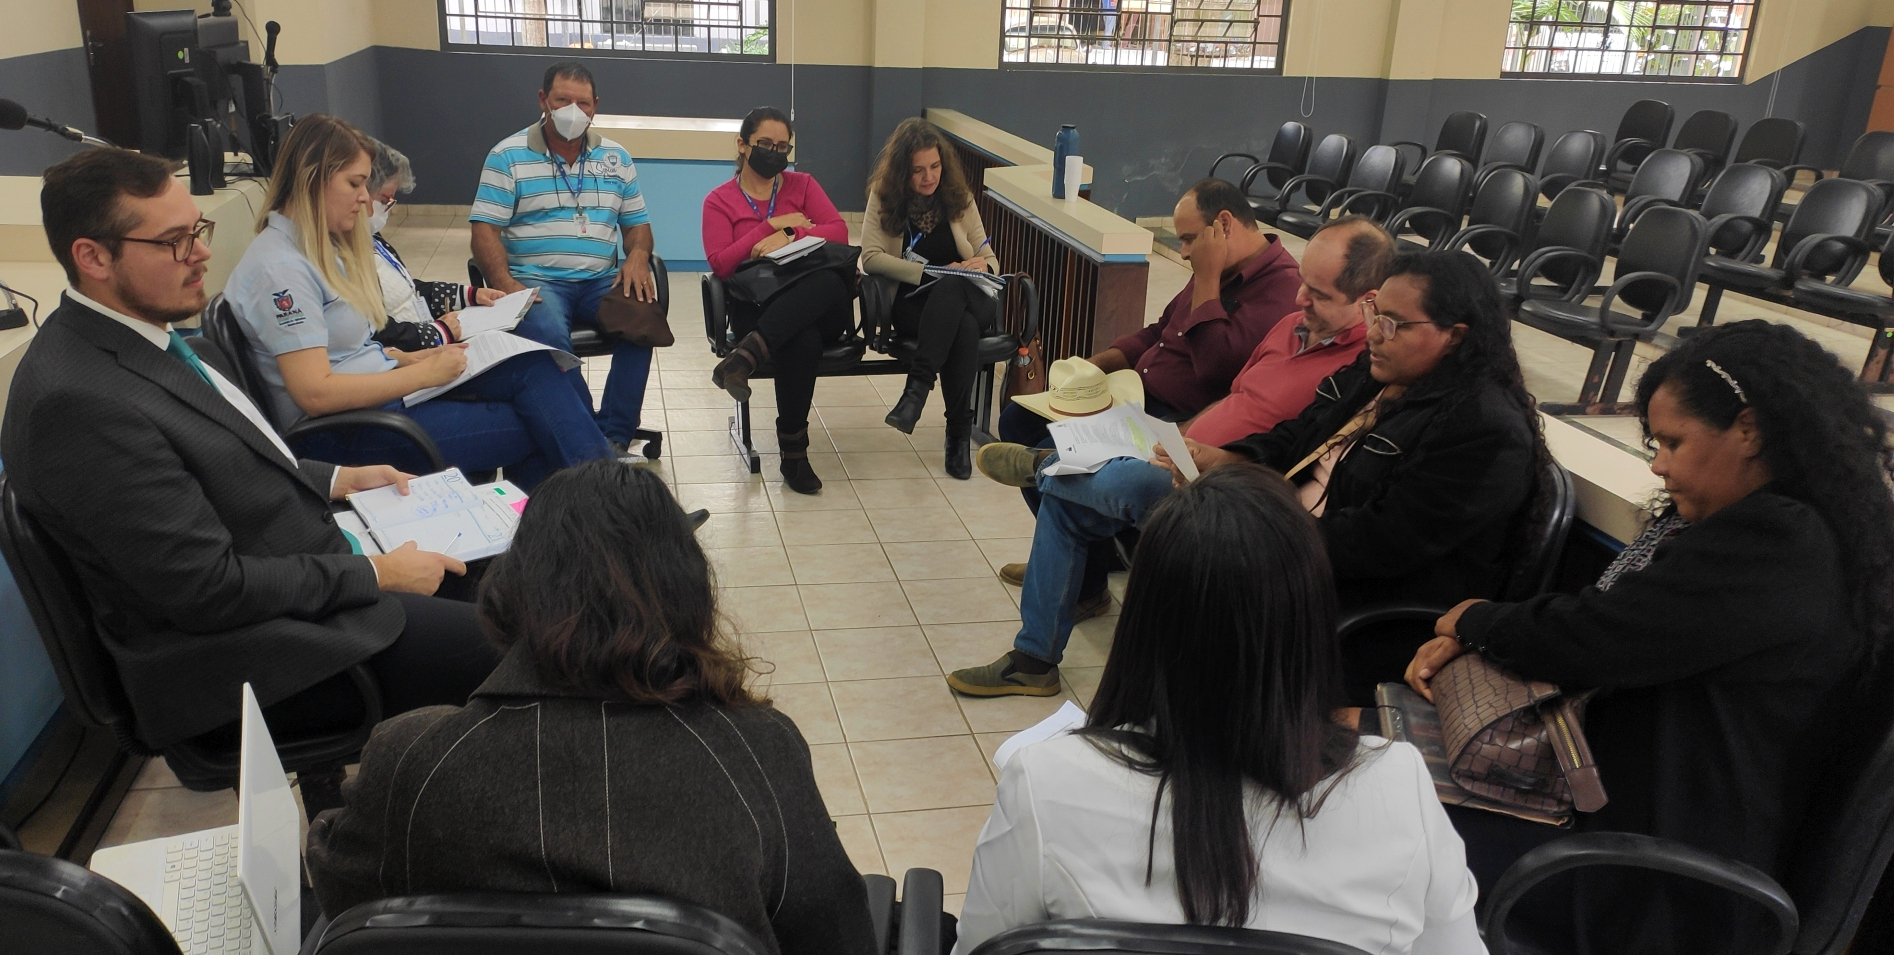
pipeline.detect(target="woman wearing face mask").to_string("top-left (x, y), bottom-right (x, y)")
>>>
top-left (701, 106), bottom-right (851, 495)
top-left (1404, 320), bottom-right (1894, 954)
top-left (364, 139), bottom-right (505, 353)
top-left (860, 119), bottom-right (1000, 479)
top-left (225, 114), bottom-right (626, 491)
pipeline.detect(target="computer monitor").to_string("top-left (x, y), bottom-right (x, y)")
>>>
top-left (124, 11), bottom-right (249, 160)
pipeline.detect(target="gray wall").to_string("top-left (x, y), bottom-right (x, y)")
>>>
top-left (0, 47), bottom-right (97, 177)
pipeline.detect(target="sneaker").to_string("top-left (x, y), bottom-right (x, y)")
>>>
top-left (947, 653), bottom-right (1062, 697)
top-left (975, 443), bottom-right (1053, 488)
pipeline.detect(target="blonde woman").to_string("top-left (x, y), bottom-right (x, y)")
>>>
top-left (225, 115), bottom-right (619, 490)
top-left (860, 119), bottom-right (998, 479)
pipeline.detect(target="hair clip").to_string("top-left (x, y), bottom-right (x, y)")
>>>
top-left (1705, 359), bottom-right (1747, 404)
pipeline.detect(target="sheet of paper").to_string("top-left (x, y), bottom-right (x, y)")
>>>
top-left (346, 468), bottom-right (477, 531)
top-left (765, 235), bottom-right (826, 262)
top-left (1146, 415), bottom-right (1198, 483)
top-left (993, 701), bottom-right (1088, 771)
top-left (452, 288), bottom-right (535, 338)
top-left (1042, 404), bottom-right (1169, 476)
top-left (367, 494), bottom-right (520, 562)
top-left (402, 332), bottom-right (579, 407)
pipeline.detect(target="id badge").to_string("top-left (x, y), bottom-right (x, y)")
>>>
top-left (575, 209), bottom-right (589, 235)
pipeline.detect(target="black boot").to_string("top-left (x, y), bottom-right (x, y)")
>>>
top-left (778, 427), bottom-right (823, 495)
top-left (944, 415), bottom-right (974, 480)
top-left (712, 331), bottom-right (768, 403)
top-left (885, 374), bottom-right (933, 434)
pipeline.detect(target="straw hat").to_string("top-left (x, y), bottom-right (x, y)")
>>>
top-left (1012, 357), bottom-right (1145, 421)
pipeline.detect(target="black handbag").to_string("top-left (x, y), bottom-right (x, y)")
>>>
top-left (724, 242), bottom-right (863, 307)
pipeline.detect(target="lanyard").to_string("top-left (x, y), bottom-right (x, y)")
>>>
top-left (372, 237), bottom-right (411, 282)
top-left (552, 150), bottom-right (587, 202)
top-left (740, 177), bottom-right (779, 222)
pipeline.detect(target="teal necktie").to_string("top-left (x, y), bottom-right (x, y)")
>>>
top-left (166, 330), bottom-right (215, 387)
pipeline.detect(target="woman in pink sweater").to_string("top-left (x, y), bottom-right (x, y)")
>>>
top-left (701, 107), bottom-right (852, 494)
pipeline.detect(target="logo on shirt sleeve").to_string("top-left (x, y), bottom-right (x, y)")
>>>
top-left (270, 289), bottom-right (306, 327)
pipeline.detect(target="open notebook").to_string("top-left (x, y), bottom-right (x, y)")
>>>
top-left (344, 468), bottom-right (528, 561)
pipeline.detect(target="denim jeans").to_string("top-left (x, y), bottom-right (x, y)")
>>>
top-left (294, 351), bottom-right (613, 490)
top-left (513, 272), bottom-right (653, 444)
top-left (1013, 454), bottom-right (1175, 664)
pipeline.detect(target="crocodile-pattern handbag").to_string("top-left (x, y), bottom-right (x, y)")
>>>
top-left (1433, 654), bottom-right (1609, 816)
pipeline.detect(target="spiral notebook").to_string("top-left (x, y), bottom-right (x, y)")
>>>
top-left (344, 468), bottom-right (528, 561)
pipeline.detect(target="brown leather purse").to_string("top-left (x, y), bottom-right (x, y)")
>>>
top-left (1432, 654), bottom-right (1608, 819)
top-left (595, 286), bottom-right (674, 348)
top-left (1004, 338), bottom-right (1046, 401)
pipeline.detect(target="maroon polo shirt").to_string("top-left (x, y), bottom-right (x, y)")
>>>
top-left (1112, 233), bottom-right (1302, 416)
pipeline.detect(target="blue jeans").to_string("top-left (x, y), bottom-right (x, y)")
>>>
top-left (513, 272), bottom-right (653, 444)
top-left (1014, 455), bottom-right (1175, 664)
top-left (295, 351), bottom-right (613, 490)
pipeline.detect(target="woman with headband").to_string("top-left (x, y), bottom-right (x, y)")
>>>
top-left (1406, 320), bottom-right (1894, 952)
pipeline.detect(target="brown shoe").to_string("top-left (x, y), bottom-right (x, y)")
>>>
top-left (998, 562), bottom-right (1027, 586)
top-left (975, 443), bottom-right (1053, 488)
top-left (999, 564), bottom-right (1110, 620)
top-left (712, 331), bottom-right (768, 403)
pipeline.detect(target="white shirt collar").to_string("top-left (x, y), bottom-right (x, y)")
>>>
top-left (65, 289), bottom-right (171, 350)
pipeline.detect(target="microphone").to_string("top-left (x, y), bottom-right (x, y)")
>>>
top-left (0, 98), bottom-right (112, 147)
top-left (0, 99), bottom-right (27, 131)
top-left (264, 21), bottom-right (280, 76)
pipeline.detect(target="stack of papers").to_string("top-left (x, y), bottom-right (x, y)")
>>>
top-left (344, 468), bottom-right (528, 561)
top-left (765, 235), bottom-right (827, 263)
top-left (910, 265), bottom-right (1006, 300)
top-left (1043, 404), bottom-right (1198, 481)
top-left (452, 288), bottom-right (536, 338)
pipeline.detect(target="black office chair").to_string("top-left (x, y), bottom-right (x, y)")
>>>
top-left (1208, 121), bottom-right (1312, 198)
top-left (1439, 168), bottom-right (1539, 274)
top-left (1274, 144), bottom-right (1407, 239)
top-left (1793, 228), bottom-right (1894, 327)
top-left (1696, 163), bottom-right (1789, 265)
top-left (1733, 117), bottom-right (1805, 171)
top-left (1535, 130), bottom-right (1608, 203)
top-left (1605, 148), bottom-right (1706, 247)
top-left (1472, 121), bottom-right (1545, 196)
top-left (1497, 186), bottom-right (1617, 302)
top-left (1668, 109), bottom-right (1740, 201)
top-left (862, 272), bottom-right (1042, 441)
top-left (466, 256), bottom-right (672, 460)
top-left (0, 475), bottom-right (383, 797)
top-left (1483, 712), bottom-right (1894, 955)
top-left (1599, 99), bottom-right (1675, 191)
top-left (1382, 155), bottom-right (1478, 249)
top-left (1249, 133), bottom-right (1356, 226)
top-left (1516, 205), bottom-right (1708, 409)
top-left (0, 847), bottom-right (183, 955)
top-left (1696, 177), bottom-right (1884, 328)
top-left (968, 919), bottom-right (1374, 955)
top-left (1776, 130), bottom-right (1894, 225)
top-left (1390, 110), bottom-right (1488, 190)
top-left (199, 296), bottom-right (448, 472)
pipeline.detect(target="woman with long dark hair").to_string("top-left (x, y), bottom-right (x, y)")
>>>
top-left (308, 460), bottom-right (877, 955)
top-left (955, 464), bottom-right (1481, 953)
top-left (861, 118), bottom-right (1000, 477)
top-left (702, 106), bottom-right (853, 494)
top-left (1407, 319), bottom-right (1894, 952)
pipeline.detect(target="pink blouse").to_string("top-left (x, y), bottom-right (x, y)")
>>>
top-left (701, 171), bottom-right (850, 278)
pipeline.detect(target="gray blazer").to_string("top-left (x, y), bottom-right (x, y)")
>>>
top-left (0, 296), bottom-right (401, 746)
top-left (306, 643), bottom-right (878, 955)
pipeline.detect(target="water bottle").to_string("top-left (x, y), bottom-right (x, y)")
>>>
top-left (1052, 125), bottom-right (1080, 199)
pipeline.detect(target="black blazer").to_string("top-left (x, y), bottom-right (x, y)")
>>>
top-left (306, 643), bottom-right (878, 955)
top-left (1224, 353), bottom-right (1538, 609)
top-left (1, 296), bottom-right (402, 746)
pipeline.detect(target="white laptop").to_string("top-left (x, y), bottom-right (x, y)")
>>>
top-left (91, 684), bottom-right (303, 955)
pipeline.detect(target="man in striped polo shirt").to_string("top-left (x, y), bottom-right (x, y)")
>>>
top-left (471, 62), bottom-right (658, 457)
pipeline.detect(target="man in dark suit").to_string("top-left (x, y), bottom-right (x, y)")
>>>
top-left (5, 147), bottom-right (499, 783)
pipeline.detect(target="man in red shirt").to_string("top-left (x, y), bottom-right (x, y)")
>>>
top-left (991, 177), bottom-right (1303, 613)
top-left (950, 216), bottom-right (1394, 697)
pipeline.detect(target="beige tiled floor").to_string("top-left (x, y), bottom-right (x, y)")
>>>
top-left (97, 202), bottom-right (1888, 916)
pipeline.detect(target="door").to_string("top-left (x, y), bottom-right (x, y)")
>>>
top-left (75, 0), bottom-right (138, 149)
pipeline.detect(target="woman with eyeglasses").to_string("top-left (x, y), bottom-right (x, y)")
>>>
top-left (226, 114), bottom-right (625, 490)
top-left (702, 107), bottom-right (852, 495)
top-left (1159, 250), bottom-right (1546, 705)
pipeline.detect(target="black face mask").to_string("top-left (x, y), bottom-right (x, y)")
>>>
top-left (746, 145), bottom-right (789, 179)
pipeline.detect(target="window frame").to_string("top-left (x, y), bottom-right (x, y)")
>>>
top-left (436, 0), bottom-right (777, 64)
top-left (1500, 0), bottom-right (1758, 85)
top-left (996, 0), bottom-right (1292, 76)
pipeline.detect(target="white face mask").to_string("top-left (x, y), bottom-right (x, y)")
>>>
top-left (369, 200), bottom-right (392, 234)
top-left (548, 102), bottom-right (592, 141)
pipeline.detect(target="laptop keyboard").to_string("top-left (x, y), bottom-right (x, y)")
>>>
top-left (163, 832), bottom-right (253, 955)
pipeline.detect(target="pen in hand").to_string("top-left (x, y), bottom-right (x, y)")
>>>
top-left (441, 532), bottom-right (462, 556)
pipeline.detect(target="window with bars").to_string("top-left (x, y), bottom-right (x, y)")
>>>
top-left (1503, 1), bottom-right (1757, 81)
top-left (442, 0), bottom-right (773, 59)
top-left (1000, 0), bottom-right (1287, 72)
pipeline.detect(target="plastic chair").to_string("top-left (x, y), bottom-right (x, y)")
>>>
top-left (0, 847), bottom-right (183, 955)
top-left (1696, 177), bottom-right (1883, 327)
top-left (1535, 130), bottom-right (1608, 203)
top-left (1606, 148), bottom-right (1706, 246)
top-left (0, 474), bottom-right (383, 795)
top-left (1484, 713), bottom-right (1894, 955)
top-left (1733, 117), bottom-right (1805, 170)
top-left (1274, 144), bottom-right (1407, 239)
top-left (1440, 168), bottom-right (1540, 274)
top-left (1497, 186), bottom-right (1617, 303)
top-left (199, 296), bottom-right (447, 472)
top-left (1696, 163), bottom-right (1789, 263)
top-left (1382, 155), bottom-right (1478, 249)
top-left (1390, 110), bottom-right (1488, 183)
top-left (1248, 133), bottom-right (1356, 226)
top-left (1473, 121), bottom-right (1546, 195)
top-left (1791, 230), bottom-right (1894, 385)
top-left (1208, 122), bottom-right (1312, 196)
top-left (1598, 99), bottom-right (1675, 190)
top-left (966, 918), bottom-right (1375, 955)
top-left (1669, 109), bottom-right (1740, 200)
top-left (1515, 205), bottom-right (1708, 408)
top-left (1776, 130), bottom-right (1894, 227)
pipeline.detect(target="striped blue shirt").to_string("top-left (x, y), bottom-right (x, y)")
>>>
top-left (470, 122), bottom-right (651, 282)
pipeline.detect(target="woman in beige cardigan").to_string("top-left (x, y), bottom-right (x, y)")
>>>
top-left (861, 119), bottom-right (1000, 479)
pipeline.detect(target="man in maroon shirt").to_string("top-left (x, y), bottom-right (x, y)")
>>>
top-left (991, 177), bottom-right (1302, 614)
